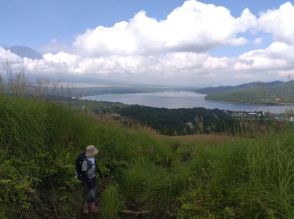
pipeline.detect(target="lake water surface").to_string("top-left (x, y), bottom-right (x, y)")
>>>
top-left (85, 91), bottom-right (294, 113)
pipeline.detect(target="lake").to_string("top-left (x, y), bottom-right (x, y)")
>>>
top-left (84, 91), bottom-right (294, 113)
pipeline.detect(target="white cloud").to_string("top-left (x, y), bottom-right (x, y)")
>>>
top-left (0, 47), bottom-right (22, 63)
top-left (279, 70), bottom-right (294, 79)
top-left (2, 1), bottom-right (294, 85)
top-left (73, 0), bottom-right (255, 56)
top-left (0, 47), bottom-right (24, 73)
top-left (258, 2), bottom-right (294, 45)
top-left (2, 42), bottom-right (293, 85)
top-left (234, 42), bottom-right (294, 72)
top-left (253, 37), bottom-right (263, 45)
top-left (41, 38), bottom-right (72, 53)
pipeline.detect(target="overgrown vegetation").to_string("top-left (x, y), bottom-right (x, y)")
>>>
top-left (1, 94), bottom-right (294, 218)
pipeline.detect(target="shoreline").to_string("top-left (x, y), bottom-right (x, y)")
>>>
top-left (80, 91), bottom-right (294, 113)
top-left (204, 96), bottom-right (294, 107)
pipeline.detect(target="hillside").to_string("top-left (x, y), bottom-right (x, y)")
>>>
top-left (1, 94), bottom-right (294, 218)
top-left (59, 98), bottom-right (237, 135)
top-left (196, 80), bottom-right (294, 104)
top-left (196, 81), bottom-right (284, 94)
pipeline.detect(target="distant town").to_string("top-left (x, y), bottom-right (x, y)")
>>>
top-left (228, 110), bottom-right (294, 122)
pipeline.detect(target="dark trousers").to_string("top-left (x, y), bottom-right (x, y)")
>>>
top-left (83, 178), bottom-right (97, 204)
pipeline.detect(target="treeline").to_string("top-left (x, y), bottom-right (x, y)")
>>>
top-left (61, 98), bottom-right (287, 136)
top-left (115, 105), bottom-right (235, 135)
top-left (45, 96), bottom-right (238, 135)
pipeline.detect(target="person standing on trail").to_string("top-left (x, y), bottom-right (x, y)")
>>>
top-left (76, 145), bottom-right (102, 214)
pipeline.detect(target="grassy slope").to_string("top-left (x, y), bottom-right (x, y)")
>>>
top-left (1, 95), bottom-right (294, 218)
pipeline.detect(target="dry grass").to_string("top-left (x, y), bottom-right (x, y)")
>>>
top-left (158, 133), bottom-right (236, 145)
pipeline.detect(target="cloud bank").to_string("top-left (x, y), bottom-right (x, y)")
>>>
top-left (73, 1), bottom-right (256, 56)
top-left (1, 0), bottom-right (294, 85)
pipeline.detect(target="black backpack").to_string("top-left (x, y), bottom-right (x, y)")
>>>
top-left (75, 152), bottom-right (92, 180)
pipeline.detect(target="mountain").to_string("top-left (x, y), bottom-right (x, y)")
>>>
top-left (196, 81), bottom-right (284, 94)
top-left (8, 45), bottom-right (42, 59)
top-left (196, 80), bottom-right (294, 104)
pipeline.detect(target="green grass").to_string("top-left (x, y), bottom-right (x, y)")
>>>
top-left (101, 184), bottom-right (122, 219)
top-left (0, 94), bottom-right (294, 218)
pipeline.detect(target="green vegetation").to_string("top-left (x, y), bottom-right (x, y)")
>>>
top-left (116, 105), bottom-right (235, 135)
top-left (101, 185), bottom-right (122, 218)
top-left (50, 97), bottom-right (237, 135)
top-left (197, 80), bottom-right (294, 104)
top-left (1, 94), bottom-right (294, 218)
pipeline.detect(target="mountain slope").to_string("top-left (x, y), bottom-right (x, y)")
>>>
top-left (197, 80), bottom-right (294, 104)
top-left (8, 45), bottom-right (42, 59)
top-left (196, 81), bottom-right (284, 94)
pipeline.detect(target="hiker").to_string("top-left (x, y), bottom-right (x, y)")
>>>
top-left (76, 145), bottom-right (102, 214)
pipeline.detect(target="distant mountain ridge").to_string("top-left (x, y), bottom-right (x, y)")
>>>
top-left (8, 45), bottom-right (42, 59)
top-left (196, 80), bottom-right (284, 94)
top-left (196, 80), bottom-right (294, 104)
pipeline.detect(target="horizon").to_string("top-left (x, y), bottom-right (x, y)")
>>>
top-left (1, 0), bottom-right (294, 86)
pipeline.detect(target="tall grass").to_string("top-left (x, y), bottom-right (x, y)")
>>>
top-left (1, 94), bottom-right (294, 218)
top-left (101, 184), bottom-right (122, 219)
top-left (244, 135), bottom-right (294, 217)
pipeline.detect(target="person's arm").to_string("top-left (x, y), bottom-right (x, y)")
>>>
top-left (94, 159), bottom-right (103, 178)
top-left (96, 165), bottom-right (103, 179)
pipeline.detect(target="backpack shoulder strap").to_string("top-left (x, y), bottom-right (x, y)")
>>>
top-left (85, 158), bottom-right (93, 171)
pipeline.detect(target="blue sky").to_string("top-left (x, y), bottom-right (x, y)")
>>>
top-left (1, 0), bottom-right (184, 49)
top-left (1, 0), bottom-right (294, 86)
top-left (0, 0), bottom-right (287, 50)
